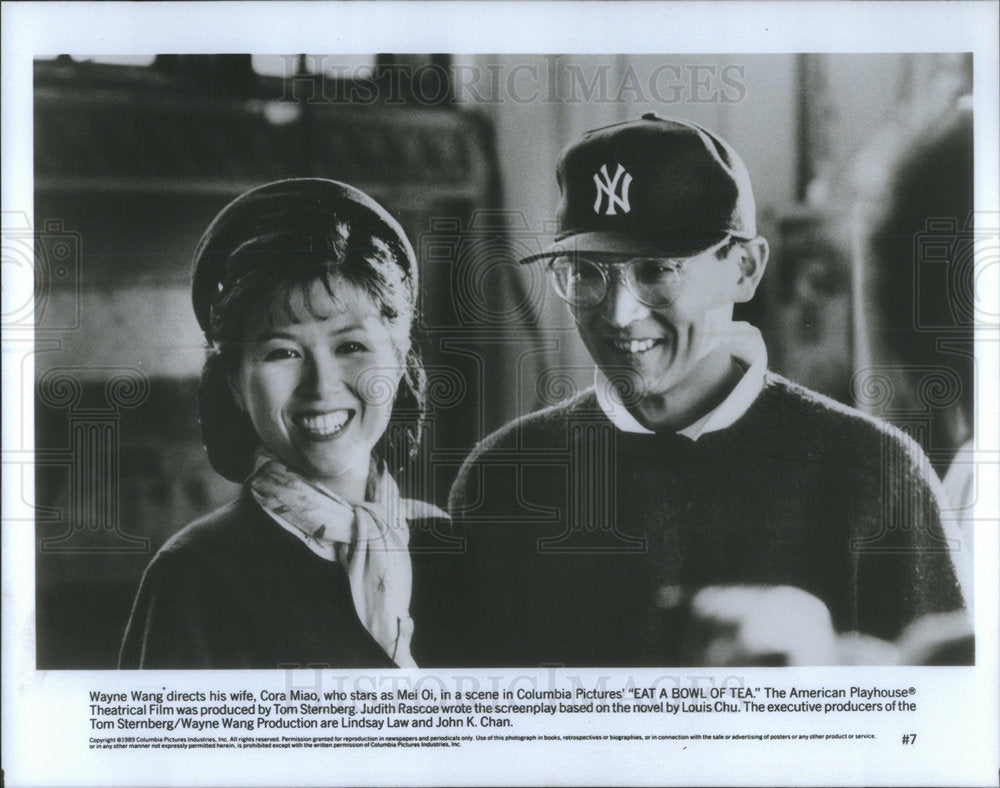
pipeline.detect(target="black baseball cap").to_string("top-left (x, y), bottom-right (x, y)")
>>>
top-left (520, 113), bottom-right (757, 263)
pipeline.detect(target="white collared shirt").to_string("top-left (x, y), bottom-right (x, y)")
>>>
top-left (594, 322), bottom-right (768, 439)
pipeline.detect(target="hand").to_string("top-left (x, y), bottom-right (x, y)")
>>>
top-left (682, 585), bottom-right (839, 666)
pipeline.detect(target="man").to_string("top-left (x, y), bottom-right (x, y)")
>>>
top-left (445, 114), bottom-right (968, 667)
top-left (867, 105), bottom-right (975, 611)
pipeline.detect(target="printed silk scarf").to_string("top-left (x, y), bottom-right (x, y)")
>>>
top-left (248, 454), bottom-right (445, 667)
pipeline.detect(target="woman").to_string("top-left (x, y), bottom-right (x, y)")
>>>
top-left (119, 178), bottom-right (445, 669)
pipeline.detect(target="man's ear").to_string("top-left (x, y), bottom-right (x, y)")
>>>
top-left (731, 237), bottom-right (769, 303)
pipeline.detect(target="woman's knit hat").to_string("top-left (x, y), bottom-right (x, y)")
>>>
top-left (192, 178), bottom-right (418, 340)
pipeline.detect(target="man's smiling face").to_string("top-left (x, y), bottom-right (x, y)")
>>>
top-left (571, 239), bottom-right (762, 410)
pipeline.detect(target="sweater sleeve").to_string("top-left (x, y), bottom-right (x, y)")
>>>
top-left (853, 433), bottom-right (969, 644)
top-left (444, 440), bottom-right (532, 667)
top-left (434, 451), bottom-right (492, 666)
top-left (118, 548), bottom-right (236, 669)
top-left (408, 515), bottom-right (474, 668)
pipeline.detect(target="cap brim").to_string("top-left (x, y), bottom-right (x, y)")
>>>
top-left (517, 231), bottom-right (731, 264)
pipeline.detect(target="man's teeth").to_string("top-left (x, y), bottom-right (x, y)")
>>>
top-left (611, 338), bottom-right (658, 353)
top-left (297, 410), bottom-right (350, 436)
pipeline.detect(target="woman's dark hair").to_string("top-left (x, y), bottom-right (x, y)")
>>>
top-left (193, 179), bottom-right (425, 483)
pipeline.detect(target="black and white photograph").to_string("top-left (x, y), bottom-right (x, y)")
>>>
top-left (3, 2), bottom-right (998, 786)
top-left (27, 52), bottom-right (979, 670)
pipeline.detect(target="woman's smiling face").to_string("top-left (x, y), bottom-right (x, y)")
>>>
top-left (233, 276), bottom-right (406, 498)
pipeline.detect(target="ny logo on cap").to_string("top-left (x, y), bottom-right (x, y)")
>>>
top-left (593, 164), bottom-right (633, 215)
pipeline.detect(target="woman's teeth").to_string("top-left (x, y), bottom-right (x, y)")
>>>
top-left (296, 410), bottom-right (351, 436)
top-left (611, 338), bottom-right (658, 354)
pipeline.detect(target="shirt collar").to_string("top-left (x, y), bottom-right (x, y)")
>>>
top-left (594, 322), bottom-right (768, 439)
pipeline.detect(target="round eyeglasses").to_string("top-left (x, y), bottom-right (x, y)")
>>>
top-left (547, 236), bottom-right (733, 309)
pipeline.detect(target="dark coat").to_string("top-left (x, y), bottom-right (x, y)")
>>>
top-left (119, 492), bottom-right (397, 669)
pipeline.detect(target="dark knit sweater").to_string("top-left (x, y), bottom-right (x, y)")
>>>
top-left (444, 373), bottom-right (966, 667)
top-left (119, 492), bottom-right (433, 669)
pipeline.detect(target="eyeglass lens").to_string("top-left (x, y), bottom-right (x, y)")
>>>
top-left (550, 256), bottom-right (683, 308)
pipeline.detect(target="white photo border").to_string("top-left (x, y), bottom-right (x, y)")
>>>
top-left (3, 2), bottom-right (998, 787)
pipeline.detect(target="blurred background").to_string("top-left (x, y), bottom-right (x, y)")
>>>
top-left (32, 53), bottom-right (975, 668)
